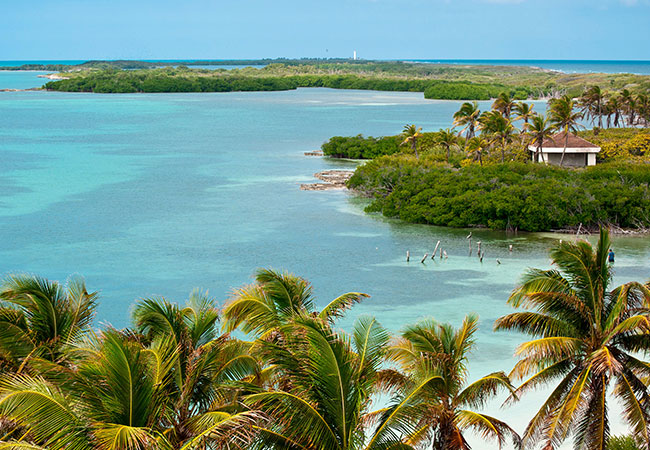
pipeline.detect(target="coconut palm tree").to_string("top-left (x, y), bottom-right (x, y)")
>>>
top-left (383, 314), bottom-right (520, 450)
top-left (493, 92), bottom-right (515, 119)
top-left (580, 86), bottom-right (604, 129)
top-left (494, 228), bottom-right (650, 450)
top-left (132, 291), bottom-right (262, 447)
top-left (437, 128), bottom-right (459, 163)
top-left (548, 95), bottom-right (583, 167)
top-left (0, 274), bottom-right (97, 375)
top-left (526, 114), bottom-right (555, 164)
top-left (636, 93), bottom-right (650, 127)
top-left (607, 95), bottom-right (625, 127)
top-left (453, 102), bottom-right (481, 145)
top-left (513, 102), bottom-right (535, 131)
top-left (465, 137), bottom-right (488, 166)
top-left (619, 89), bottom-right (634, 126)
top-left (401, 124), bottom-right (423, 159)
top-left (223, 268), bottom-right (368, 338)
top-left (244, 315), bottom-right (408, 450)
top-left (480, 110), bottom-right (515, 163)
top-left (0, 328), bottom-right (260, 450)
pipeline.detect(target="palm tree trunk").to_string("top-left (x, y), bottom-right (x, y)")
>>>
top-left (501, 137), bottom-right (505, 163)
top-left (559, 129), bottom-right (568, 167)
top-left (412, 140), bottom-right (419, 159)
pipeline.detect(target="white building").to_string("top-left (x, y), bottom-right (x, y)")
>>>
top-left (528, 131), bottom-right (601, 167)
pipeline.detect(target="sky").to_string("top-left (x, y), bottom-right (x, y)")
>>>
top-left (1, 0), bottom-right (649, 61)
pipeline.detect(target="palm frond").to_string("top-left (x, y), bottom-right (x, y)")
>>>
top-left (318, 292), bottom-right (369, 323)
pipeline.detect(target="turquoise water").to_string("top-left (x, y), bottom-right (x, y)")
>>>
top-left (1, 82), bottom-right (649, 447)
top-left (0, 71), bottom-right (52, 89)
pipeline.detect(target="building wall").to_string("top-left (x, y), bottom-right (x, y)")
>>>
top-left (544, 152), bottom-right (588, 167)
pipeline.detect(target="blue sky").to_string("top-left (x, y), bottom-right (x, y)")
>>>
top-left (1, 0), bottom-right (649, 60)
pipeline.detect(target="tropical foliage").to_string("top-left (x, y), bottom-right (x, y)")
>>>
top-left (495, 228), bottom-right (650, 450)
top-left (348, 161), bottom-right (650, 231)
top-left (1, 233), bottom-right (650, 450)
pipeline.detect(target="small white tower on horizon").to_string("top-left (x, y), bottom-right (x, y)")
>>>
top-left (353, 50), bottom-right (357, 60)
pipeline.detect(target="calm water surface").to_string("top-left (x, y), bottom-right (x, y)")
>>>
top-left (1, 77), bottom-right (649, 447)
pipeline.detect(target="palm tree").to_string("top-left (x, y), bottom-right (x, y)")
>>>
top-left (244, 315), bottom-right (408, 450)
top-left (437, 128), bottom-right (459, 163)
top-left (453, 102), bottom-right (481, 145)
top-left (494, 228), bottom-right (650, 450)
top-left (480, 110), bottom-right (515, 163)
top-left (636, 93), bottom-right (650, 127)
top-left (0, 328), bottom-right (259, 449)
top-left (383, 314), bottom-right (520, 450)
top-left (620, 89), bottom-right (634, 126)
top-left (493, 92), bottom-right (515, 119)
top-left (401, 124), bottom-right (423, 159)
top-left (513, 102), bottom-right (535, 131)
top-left (0, 274), bottom-right (97, 374)
top-left (548, 95), bottom-right (583, 167)
top-left (580, 86), bottom-right (604, 129)
top-left (465, 137), bottom-right (488, 166)
top-left (526, 114), bottom-right (555, 164)
top-left (132, 291), bottom-right (261, 447)
top-left (605, 95), bottom-right (626, 128)
top-left (223, 268), bottom-right (368, 338)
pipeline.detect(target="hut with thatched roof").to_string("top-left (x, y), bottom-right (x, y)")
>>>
top-left (528, 131), bottom-right (600, 167)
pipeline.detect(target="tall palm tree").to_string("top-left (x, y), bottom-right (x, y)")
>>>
top-left (0, 328), bottom-right (259, 449)
top-left (548, 95), bottom-right (583, 167)
top-left (619, 89), bottom-right (634, 127)
top-left (465, 137), bottom-right (488, 166)
top-left (383, 314), bottom-right (520, 450)
top-left (636, 93), bottom-right (650, 127)
top-left (493, 92), bottom-right (515, 119)
top-left (437, 128), bottom-right (459, 163)
top-left (132, 291), bottom-right (261, 447)
top-left (513, 102), bottom-right (535, 131)
top-left (580, 86), bottom-right (604, 129)
top-left (480, 110), bottom-right (515, 163)
top-left (607, 95), bottom-right (624, 127)
top-left (223, 268), bottom-right (368, 338)
top-left (494, 228), bottom-right (650, 450)
top-left (401, 124), bottom-right (423, 159)
top-left (526, 114), bottom-right (555, 164)
top-left (453, 102), bottom-right (481, 145)
top-left (245, 315), bottom-right (408, 450)
top-left (0, 274), bottom-right (97, 375)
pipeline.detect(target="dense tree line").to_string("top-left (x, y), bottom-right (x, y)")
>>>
top-left (45, 70), bottom-right (523, 98)
top-left (1, 231), bottom-right (649, 449)
top-left (348, 161), bottom-right (650, 231)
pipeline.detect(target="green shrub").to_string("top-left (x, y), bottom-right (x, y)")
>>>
top-left (348, 158), bottom-right (650, 231)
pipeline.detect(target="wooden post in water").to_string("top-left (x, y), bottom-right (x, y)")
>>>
top-left (432, 240), bottom-right (441, 259)
top-left (421, 253), bottom-right (428, 263)
top-left (439, 247), bottom-right (443, 259)
top-left (443, 250), bottom-right (448, 259)
top-left (406, 250), bottom-right (410, 262)
top-left (477, 241), bottom-right (482, 257)
top-left (469, 237), bottom-right (472, 255)
top-left (479, 250), bottom-right (484, 263)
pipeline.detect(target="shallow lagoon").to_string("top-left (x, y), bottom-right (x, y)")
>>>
top-left (1, 81), bottom-right (649, 447)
